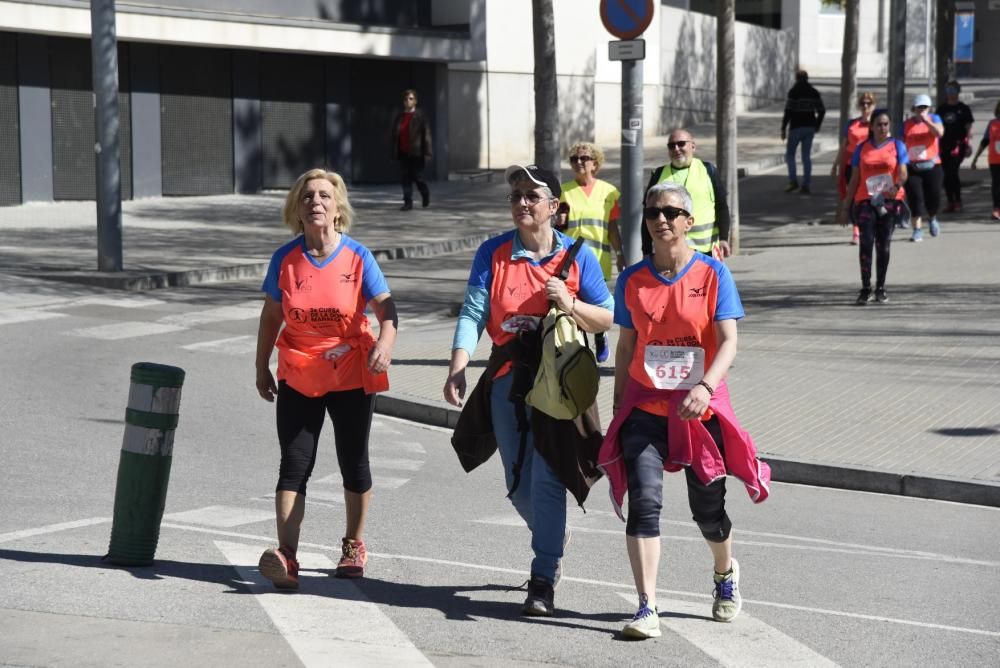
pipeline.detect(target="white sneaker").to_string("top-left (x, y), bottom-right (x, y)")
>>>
top-left (712, 558), bottom-right (742, 622)
top-left (622, 605), bottom-right (661, 639)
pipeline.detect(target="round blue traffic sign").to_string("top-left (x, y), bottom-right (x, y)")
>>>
top-left (600, 0), bottom-right (654, 40)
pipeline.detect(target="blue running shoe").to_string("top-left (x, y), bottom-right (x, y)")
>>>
top-left (595, 332), bottom-right (610, 363)
top-left (910, 228), bottom-right (923, 242)
top-left (929, 217), bottom-right (940, 237)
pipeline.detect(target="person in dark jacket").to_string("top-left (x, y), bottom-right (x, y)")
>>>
top-left (781, 70), bottom-right (825, 194)
top-left (935, 80), bottom-right (974, 212)
top-left (390, 89), bottom-right (432, 211)
top-left (640, 129), bottom-right (731, 259)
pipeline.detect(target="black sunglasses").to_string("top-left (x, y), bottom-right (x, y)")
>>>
top-left (569, 155), bottom-right (594, 164)
top-left (643, 205), bottom-right (691, 220)
top-left (667, 141), bottom-right (690, 149)
top-left (506, 190), bottom-right (549, 205)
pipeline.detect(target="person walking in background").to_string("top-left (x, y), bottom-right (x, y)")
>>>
top-left (641, 128), bottom-right (731, 260)
top-left (831, 91), bottom-right (876, 244)
top-left (840, 109), bottom-right (910, 305)
top-left (444, 165), bottom-right (613, 617)
top-left (557, 142), bottom-right (623, 363)
top-left (781, 70), bottom-right (825, 194)
top-left (935, 80), bottom-right (974, 213)
top-left (390, 88), bottom-right (432, 211)
top-left (902, 94), bottom-right (944, 242)
top-left (256, 169), bottom-right (398, 589)
top-left (598, 183), bottom-right (769, 639)
top-left (970, 99), bottom-right (1000, 221)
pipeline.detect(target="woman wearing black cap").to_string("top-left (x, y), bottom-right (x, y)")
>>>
top-left (443, 164), bottom-right (613, 617)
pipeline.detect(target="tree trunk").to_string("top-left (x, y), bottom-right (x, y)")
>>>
top-left (838, 0), bottom-right (860, 135)
top-left (531, 0), bottom-right (559, 175)
top-left (935, 0), bottom-right (955, 102)
top-left (716, 0), bottom-right (738, 253)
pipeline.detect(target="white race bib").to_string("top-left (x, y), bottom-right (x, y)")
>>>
top-left (907, 145), bottom-right (928, 161)
top-left (500, 315), bottom-right (541, 333)
top-left (865, 173), bottom-right (893, 197)
top-left (644, 346), bottom-right (705, 390)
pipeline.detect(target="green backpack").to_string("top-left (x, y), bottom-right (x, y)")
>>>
top-left (525, 239), bottom-right (600, 420)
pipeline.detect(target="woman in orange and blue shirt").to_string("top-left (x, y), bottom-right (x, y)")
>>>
top-left (970, 99), bottom-right (1000, 221)
top-left (443, 164), bottom-right (613, 617)
top-left (832, 91), bottom-right (876, 244)
top-left (902, 94), bottom-right (944, 241)
top-left (255, 169), bottom-right (398, 589)
top-left (842, 109), bottom-right (910, 305)
top-left (597, 182), bottom-right (769, 639)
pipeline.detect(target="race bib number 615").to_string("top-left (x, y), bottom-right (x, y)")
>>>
top-left (644, 346), bottom-right (705, 390)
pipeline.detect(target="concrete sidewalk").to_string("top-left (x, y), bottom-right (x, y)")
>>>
top-left (2, 91), bottom-right (999, 507)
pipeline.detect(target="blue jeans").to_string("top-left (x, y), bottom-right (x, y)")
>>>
top-left (490, 371), bottom-right (566, 583)
top-left (785, 126), bottom-right (815, 187)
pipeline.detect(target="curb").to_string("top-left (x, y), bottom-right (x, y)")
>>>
top-left (26, 231), bottom-right (500, 292)
top-left (374, 392), bottom-right (1000, 509)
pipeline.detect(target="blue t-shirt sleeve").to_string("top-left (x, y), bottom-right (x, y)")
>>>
top-left (931, 113), bottom-right (943, 125)
top-left (850, 144), bottom-right (863, 167)
top-left (574, 242), bottom-right (613, 310)
top-left (452, 285), bottom-right (489, 354)
top-left (359, 246), bottom-right (389, 302)
top-left (467, 240), bottom-right (495, 291)
top-left (714, 263), bottom-right (744, 321)
top-left (895, 139), bottom-right (910, 165)
top-left (842, 121), bottom-right (851, 138)
top-left (261, 239), bottom-right (299, 302)
top-left (613, 271), bottom-right (634, 329)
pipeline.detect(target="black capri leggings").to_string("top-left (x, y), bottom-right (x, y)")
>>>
top-left (905, 164), bottom-right (943, 218)
top-left (620, 408), bottom-right (731, 542)
top-left (275, 381), bottom-right (375, 495)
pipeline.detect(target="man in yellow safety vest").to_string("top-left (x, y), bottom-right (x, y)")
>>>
top-left (640, 129), bottom-right (732, 259)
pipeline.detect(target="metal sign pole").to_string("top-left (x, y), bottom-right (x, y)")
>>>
top-left (621, 59), bottom-right (643, 266)
top-left (91, 0), bottom-right (123, 272)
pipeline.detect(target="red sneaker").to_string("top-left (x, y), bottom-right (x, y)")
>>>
top-left (335, 538), bottom-right (367, 578)
top-left (258, 546), bottom-right (299, 590)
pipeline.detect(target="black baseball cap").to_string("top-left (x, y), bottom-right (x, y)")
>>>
top-left (504, 164), bottom-right (561, 199)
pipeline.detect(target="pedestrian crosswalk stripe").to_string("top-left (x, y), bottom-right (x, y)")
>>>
top-left (181, 335), bottom-right (257, 354)
top-left (0, 310), bottom-right (66, 326)
top-left (215, 540), bottom-right (434, 667)
top-left (616, 592), bottom-right (839, 666)
top-left (162, 505), bottom-right (273, 528)
top-left (67, 321), bottom-right (187, 340)
top-left (0, 517), bottom-right (110, 544)
top-left (158, 301), bottom-right (261, 327)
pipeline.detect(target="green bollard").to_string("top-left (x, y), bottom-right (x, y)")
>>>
top-left (106, 362), bottom-right (185, 566)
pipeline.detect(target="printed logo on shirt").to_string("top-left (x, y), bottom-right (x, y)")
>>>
top-left (289, 308), bottom-right (307, 323)
top-left (688, 286), bottom-right (708, 298)
top-left (666, 335), bottom-right (700, 347)
top-left (340, 272), bottom-right (358, 284)
top-left (505, 284), bottom-right (529, 300)
top-left (310, 307), bottom-right (345, 323)
top-left (293, 276), bottom-right (312, 293)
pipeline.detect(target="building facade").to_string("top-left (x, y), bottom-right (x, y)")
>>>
top-left (1, 0), bottom-right (797, 206)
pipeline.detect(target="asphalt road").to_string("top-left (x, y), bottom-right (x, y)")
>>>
top-left (1, 277), bottom-right (998, 666)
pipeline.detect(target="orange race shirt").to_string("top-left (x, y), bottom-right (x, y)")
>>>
top-left (615, 254), bottom-right (744, 417)
top-left (985, 118), bottom-right (1000, 165)
top-left (902, 114), bottom-right (943, 166)
top-left (851, 138), bottom-right (910, 203)
top-left (262, 235), bottom-right (390, 397)
top-left (843, 117), bottom-right (870, 162)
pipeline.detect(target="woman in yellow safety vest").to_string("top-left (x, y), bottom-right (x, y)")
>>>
top-left (557, 142), bottom-right (622, 363)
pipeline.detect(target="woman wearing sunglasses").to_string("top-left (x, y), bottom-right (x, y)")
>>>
top-left (902, 94), bottom-right (944, 242)
top-left (597, 182), bottom-right (769, 640)
top-left (840, 108), bottom-right (910, 305)
top-left (556, 142), bottom-right (623, 363)
top-left (832, 92), bottom-right (877, 244)
top-left (444, 164), bottom-right (613, 617)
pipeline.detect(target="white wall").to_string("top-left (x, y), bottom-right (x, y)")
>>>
top-left (448, 1), bottom-right (794, 170)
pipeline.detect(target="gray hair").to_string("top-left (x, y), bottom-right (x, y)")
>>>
top-left (645, 182), bottom-right (694, 212)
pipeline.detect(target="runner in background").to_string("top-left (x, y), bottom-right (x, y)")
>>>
top-left (902, 95), bottom-right (944, 242)
top-left (935, 80), bottom-right (974, 213)
top-left (840, 109), bottom-right (910, 305)
top-left (557, 142), bottom-right (622, 363)
top-left (831, 92), bottom-right (876, 244)
top-left (970, 99), bottom-right (1000, 221)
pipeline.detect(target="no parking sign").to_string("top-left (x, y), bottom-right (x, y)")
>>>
top-left (600, 0), bottom-right (654, 40)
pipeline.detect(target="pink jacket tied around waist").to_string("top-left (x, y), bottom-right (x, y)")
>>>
top-left (597, 378), bottom-right (771, 521)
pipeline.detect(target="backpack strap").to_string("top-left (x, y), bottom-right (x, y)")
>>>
top-left (557, 237), bottom-right (585, 282)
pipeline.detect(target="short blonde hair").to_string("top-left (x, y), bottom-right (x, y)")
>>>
top-left (282, 169), bottom-right (354, 235)
top-left (858, 91), bottom-right (876, 105)
top-left (567, 142), bottom-right (605, 171)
